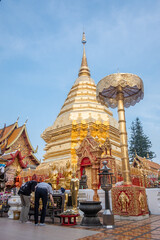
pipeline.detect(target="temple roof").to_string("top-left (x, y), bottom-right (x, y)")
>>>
top-left (0, 120), bottom-right (39, 165)
top-left (7, 126), bottom-right (23, 147)
top-left (132, 154), bottom-right (160, 171)
top-left (0, 122), bottom-right (18, 142)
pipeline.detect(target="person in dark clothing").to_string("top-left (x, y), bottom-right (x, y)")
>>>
top-left (34, 182), bottom-right (56, 226)
top-left (18, 180), bottom-right (37, 223)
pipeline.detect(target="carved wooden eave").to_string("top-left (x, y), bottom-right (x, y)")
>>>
top-left (4, 150), bottom-right (28, 169)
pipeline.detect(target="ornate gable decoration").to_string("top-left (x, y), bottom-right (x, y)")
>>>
top-left (76, 130), bottom-right (103, 166)
top-left (5, 150), bottom-right (27, 169)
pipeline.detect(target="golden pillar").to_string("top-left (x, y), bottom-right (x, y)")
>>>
top-left (117, 85), bottom-right (131, 185)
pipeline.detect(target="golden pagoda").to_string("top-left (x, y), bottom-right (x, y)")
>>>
top-left (40, 33), bottom-right (121, 171)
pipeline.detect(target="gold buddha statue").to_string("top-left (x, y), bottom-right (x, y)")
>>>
top-left (64, 160), bottom-right (72, 189)
top-left (118, 191), bottom-right (129, 212)
top-left (57, 166), bottom-right (65, 190)
top-left (45, 164), bottom-right (58, 190)
top-left (70, 172), bottom-right (79, 213)
top-left (139, 192), bottom-right (145, 211)
top-left (64, 192), bottom-right (69, 212)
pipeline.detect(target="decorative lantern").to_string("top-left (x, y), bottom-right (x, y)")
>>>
top-left (98, 160), bottom-right (114, 228)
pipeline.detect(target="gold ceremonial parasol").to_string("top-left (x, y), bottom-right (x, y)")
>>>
top-left (96, 73), bottom-right (144, 184)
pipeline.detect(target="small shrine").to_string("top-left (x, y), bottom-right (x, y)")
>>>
top-left (76, 130), bottom-right (118, 200)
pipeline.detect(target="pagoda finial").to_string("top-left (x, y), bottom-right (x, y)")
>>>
top-left (78, 32), bottom-right (90, 77)
top-left (82, 32), bottom-right (86, 44)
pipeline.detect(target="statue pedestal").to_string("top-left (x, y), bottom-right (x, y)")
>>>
top-left (8, 195), bottom-right (21, 219)
top-left (111, 185), bottom-right (149, 220)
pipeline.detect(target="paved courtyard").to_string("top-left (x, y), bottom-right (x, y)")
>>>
top-left (1, 215), bottom-right (160, 240)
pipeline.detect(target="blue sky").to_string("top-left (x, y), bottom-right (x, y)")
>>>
top-left (0, 0), bottom-right (160, 163)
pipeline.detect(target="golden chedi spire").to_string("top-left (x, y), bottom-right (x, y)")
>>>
top-left (41, 33), bottom-right (121, 166)
top-left (78, 32), bottom-right (90, 77)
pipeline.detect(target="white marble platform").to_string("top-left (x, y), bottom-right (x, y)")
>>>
top-left (78, 189), bottom-right (94, 202)
top-left (146, 188), bottom-right (160, 215)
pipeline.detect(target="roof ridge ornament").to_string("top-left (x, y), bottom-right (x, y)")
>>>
top-left (78, 32), bottom-right (90, 77)
top-left (33, 145), bottom-right (38, 154)
top-left (24, 119), bottom-right (28, 125)
top-left (0, 124), bottom-right (6, 139)
top-left (16, 117), bottom-right (19, 123)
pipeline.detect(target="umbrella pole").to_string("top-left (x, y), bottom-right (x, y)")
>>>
top-left (117, 86), bottom-right (131, 185)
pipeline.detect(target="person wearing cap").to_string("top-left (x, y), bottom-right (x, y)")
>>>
top-left (18, 180), bottom-right (37, 223)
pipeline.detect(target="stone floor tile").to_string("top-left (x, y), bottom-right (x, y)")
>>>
top-left (78, 233), bottom-right (114, 240)
top-left (148, 235), bottom-right (160, 239)
top-left (107, 235), bottom-right (134, 240)
top-left (135, 238), bottom-right (151, 240)
top-left (120, 231), bottom-right (143, 237)
top-left (142, 233), bottom-right (160, 239)
top-left (108, 229), bottom-right (125, 233)
top-left (150, 230), bottom-right (160, 234)
top-left (119, 227), bottom-right (133, 230)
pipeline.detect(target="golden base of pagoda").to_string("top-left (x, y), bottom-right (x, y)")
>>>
top-left (111, 185), bottom-right (149, 217)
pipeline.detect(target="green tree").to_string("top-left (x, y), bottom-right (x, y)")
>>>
top-left (129, 117), bottom-right (156, 162)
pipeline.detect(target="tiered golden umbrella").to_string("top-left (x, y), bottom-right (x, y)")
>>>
top-left (96, 73), bottom-right (148, 218)
top-left (97, 73), bottom-right (144, 184)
